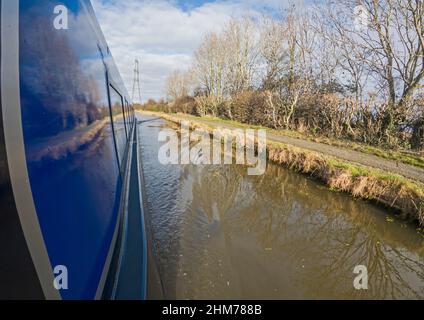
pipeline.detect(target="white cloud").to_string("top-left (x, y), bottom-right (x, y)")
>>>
top-left (91, 0), bottom-right (283, 102)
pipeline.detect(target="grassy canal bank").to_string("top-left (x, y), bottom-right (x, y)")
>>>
top-left (139, 111), bottom-right (424, 227)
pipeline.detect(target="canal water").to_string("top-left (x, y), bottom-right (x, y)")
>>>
top-left (138, 115), bottom-right (424, 300)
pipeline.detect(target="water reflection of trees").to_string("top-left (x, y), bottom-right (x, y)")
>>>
top-left (181, 163), bottom-right (424, 299)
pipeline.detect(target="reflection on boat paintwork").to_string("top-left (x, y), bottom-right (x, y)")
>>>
top-left (17, 0), bottom-right (132, 299)
top-left (26, 118), bottom-right (110, 163)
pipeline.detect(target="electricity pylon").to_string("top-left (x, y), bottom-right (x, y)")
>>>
top-left (131, 59), bottom-right (142, 105)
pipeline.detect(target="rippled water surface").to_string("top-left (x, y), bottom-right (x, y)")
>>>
top-left (138, 115), bottom-right (424, 300)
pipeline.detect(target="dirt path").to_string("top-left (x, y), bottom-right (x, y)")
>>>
top-left (190, 118), bottom-right (424, 184)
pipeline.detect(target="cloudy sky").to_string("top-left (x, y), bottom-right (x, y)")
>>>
top-left (91, 0), bottom-right (295, 102)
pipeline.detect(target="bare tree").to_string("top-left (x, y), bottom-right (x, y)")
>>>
top-left (260, 7), bottom-right (318, 129)
top-left (193, 32), bottom-right (227, 116)
top-left (327, 0), bottom-right (424, 145)
top-left (165, 70), bottom-right (193, 101)
top-left (223, 17), bottom-right (259, 95)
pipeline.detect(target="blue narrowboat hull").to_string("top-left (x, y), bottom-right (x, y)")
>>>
top-left (0, 0), bottom-right (143, 299)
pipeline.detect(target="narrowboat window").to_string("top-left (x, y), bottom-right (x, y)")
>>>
top-left (125, 99), bottom-right (131, 129)
top-left (109, 85), bottom-right (127, 164)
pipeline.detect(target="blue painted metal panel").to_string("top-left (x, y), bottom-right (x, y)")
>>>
top-left (19, 0), bottom-right (131, 299)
